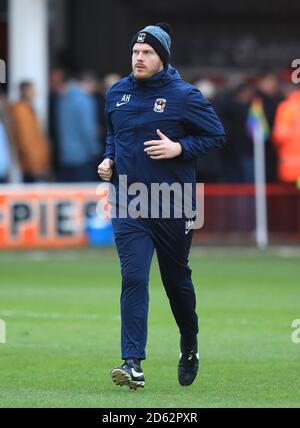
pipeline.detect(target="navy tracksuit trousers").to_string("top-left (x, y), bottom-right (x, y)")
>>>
top-left (112, 216), bottom-right (199, 361)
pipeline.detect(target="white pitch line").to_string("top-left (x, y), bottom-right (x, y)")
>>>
top-left (0, 311), bottom-right (286, 327)
top-left (0, 310), bottom-right (121, 321)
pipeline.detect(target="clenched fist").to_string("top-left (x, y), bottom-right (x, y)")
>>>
top-left (98, 158), bottom-right (114, 181)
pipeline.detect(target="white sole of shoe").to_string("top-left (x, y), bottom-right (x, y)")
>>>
top-left (111, 368), bottom-right (145, 390)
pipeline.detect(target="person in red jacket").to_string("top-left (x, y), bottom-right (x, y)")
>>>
top-left (272, 88), bottom-right (300, 183)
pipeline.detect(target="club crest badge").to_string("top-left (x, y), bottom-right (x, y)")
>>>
top-left (137, 32), bottom-right (146, 43)
top-left (154, 98), bottom-right (167, 113)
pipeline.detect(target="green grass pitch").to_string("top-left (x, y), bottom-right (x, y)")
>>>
top-left (0, 247), bottom-right (299, 408)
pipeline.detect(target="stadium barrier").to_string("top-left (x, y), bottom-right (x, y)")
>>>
top-left (193, 184), bottom-right (300, 244)
top-left (0, 184), bottom-right (299, 248)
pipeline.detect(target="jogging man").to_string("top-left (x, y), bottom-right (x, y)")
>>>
top-left (98, 23), bottom-right (225, 389)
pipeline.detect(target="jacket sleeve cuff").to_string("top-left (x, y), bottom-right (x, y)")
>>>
top-left (103, 155), bottom-right (115, 162)
top-left (178, 137), bottom-right (190, 160)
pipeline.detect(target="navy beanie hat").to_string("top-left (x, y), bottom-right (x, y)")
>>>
top-left (131, 23), bottom-right (172, 66)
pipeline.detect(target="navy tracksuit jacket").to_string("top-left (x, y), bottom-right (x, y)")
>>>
top-left (104, 65), bottom-right (225, 360)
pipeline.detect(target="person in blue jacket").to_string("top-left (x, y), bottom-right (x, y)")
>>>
top-left (98, 23), bottom-right (225, 390)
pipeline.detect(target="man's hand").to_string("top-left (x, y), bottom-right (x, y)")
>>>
top-left (98, 158), bottom-right (114, 181)
top-left (144, 129), bottom-right (182, 160)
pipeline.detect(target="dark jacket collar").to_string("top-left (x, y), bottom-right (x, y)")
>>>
top-left (129, 65), bottom-right (181, 89)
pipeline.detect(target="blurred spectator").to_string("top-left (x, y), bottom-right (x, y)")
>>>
top-left (10, 82), bottom-right (50, 183)
top-left (0, 89), bottom-right (11, 183)
top-left (102, 73), bottom-right (122, 93)
top-left (193, 79), bottom-right (225, 182)
top-left (49, 68), bottom-right (67, 179)
top-left (56, 72), bottom-right (101, 182)
top-left (272, 85), bottom-right (300, 183)
top-left (256, 71), bottom-right (284, 182)
top-left (97, 73), bottom-right (122, 155)
top-left (218, 83), bottom-right (255, 183)
top-left (194, 79), bottom-right (217, 101)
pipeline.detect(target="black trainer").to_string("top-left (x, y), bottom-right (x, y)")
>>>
top-left (178, 337), bottom-right (200, 386)
top-left (111, 359), bottom-right (145, 390)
